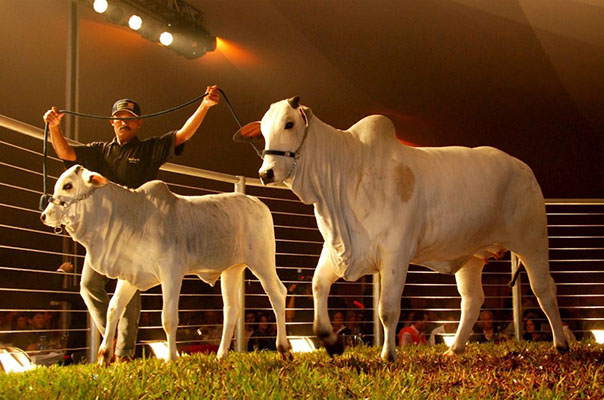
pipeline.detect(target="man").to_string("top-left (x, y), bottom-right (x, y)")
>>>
top-left (398, 310), bottom-right (430, 346)
top-left (42, 85), bottom-right (220, 360)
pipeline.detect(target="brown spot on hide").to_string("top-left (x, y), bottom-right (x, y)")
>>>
top-left (395, 164), bottom-right (415, 202)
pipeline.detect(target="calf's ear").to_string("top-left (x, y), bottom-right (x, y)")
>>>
top-left (82, 169), bottom-right (109, 187)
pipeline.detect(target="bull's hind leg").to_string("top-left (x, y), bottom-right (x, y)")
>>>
top-left (446, 257), bottom-right (485, 356)
top-left (160, 277), bottom-right (183, 361)
top-left (516, 250), bottom-right (568, 351)
top-left (217, 264), bottom-right (245, 359)
top-left (98, 279), bottom-right (138, 366)
top-left (250, 263), bottom-right (291, 359)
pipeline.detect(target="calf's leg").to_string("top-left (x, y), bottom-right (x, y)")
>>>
top-left (98, 279), bottom-right (138, 366)
top-left (217, 265), bottom-right (245, 359)
top-left (160, 277), bottom-right (183, 361)
top-left (252, 263), bottom-right (291, 359)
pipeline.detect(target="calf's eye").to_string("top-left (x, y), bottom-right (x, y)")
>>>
top-left (285, 122), bottom-right (294, 130)
top-left (62, 183), bottom-right (73, 191)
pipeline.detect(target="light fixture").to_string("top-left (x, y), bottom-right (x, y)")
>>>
top-left (159, 31), bottom-right (174, 46)
top-left (86, 0), bottom-right (216, 59)
top-left (145, 341), bottom-right (177, 360)
top-left (128, 15), bottom-right (143, 30)
top-left (0, 346), bottom-right (35, 373)
top-left (440, 334), bottom-right (456, 347)
top-left (93, 0), bottom-right (108, 14)
top-left (288, 336), bottom-right (316, 353)
top-left (592, 330), bottom-right (604, 344)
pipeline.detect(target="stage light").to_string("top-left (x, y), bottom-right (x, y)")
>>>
top-left (159, 31), bottom-right (174, 46)
top-left (146, 341), bottom-right (177, 360)
top-left (0, 346), bottom-right (34, 373)
top-left (93, 0), bottom-right (108, 14)
top-left (288, 336), bottom-right (316, 353)
top-left (128, 15), bottom-right (143, 31)
top-left (592, 330), bottom-right (604, 344)
top-left (440, 334), bottom-right (456, 347)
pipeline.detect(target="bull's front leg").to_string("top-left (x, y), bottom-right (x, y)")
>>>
top-left (98, 279), bottom-right (138, 366)
top-left (312, 249), bottom-right (341, 356)
top-left (160, 276), bottom-right (183, 361)
top-left (378, 255), bottom-right (409, 362)
top-left (445, 257), bottom-right (485, 356)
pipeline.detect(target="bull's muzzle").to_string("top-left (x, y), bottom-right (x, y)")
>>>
top-left (259, 169), bottom-right (274, 185)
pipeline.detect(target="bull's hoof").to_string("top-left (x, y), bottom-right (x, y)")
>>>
top-left (555, 344), bottom-right (570, 354)
top-left (443, 348), bottom-right (459, 358)
top-left (279, 350), bottom-right (294, 361)
top-left (324, 335), bottom-right (344, 357)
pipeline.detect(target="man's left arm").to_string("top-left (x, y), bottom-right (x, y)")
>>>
top-left (174, 85), bottom-right (220, 146)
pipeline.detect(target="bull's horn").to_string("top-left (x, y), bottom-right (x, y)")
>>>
top-left (287, 96), bottom-right (300, 109)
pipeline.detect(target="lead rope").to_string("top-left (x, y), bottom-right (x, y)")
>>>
top-left (39, 88), bottom-right (256, 210)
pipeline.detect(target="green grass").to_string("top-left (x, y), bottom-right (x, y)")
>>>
top-left (1, 342), bottom-right (603, 399)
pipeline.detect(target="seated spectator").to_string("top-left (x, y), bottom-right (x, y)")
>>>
top-left (472, 310), bottom-right (508, 343)
top-left (331, 311), bottom-right (352, 336)
top-left (398, 310), bottom-right (429, 346)
top-left (11, 312), bottom-right (48, 352)
top-left (428, 313), bottom-right (458, 346)
top-left (200, 310), bottom-right (223, 345)
top-left (244, 312), bottom-right (257, 350)
top-left (523, 317), bottom-right (549, 342)
top-left (248, 312), bottom-right (276, 351)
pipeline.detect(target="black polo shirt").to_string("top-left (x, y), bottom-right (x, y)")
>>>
top-left (65, 131), bottom-right (184, 189)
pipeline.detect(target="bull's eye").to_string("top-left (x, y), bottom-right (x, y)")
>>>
top-left (285, 121), bottom-right (294, 130)
top-left (62, 183), bottom-right (73, 191)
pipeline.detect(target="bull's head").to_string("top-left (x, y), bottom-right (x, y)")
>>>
top-left (248, 96), bottom-right (309, 185)
top-left (40, 165), bottom-right (108, 233)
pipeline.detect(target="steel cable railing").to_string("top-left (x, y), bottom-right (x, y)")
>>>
top-left (2, 114), bottom-right (603, 364)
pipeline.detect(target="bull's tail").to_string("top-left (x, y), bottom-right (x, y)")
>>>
top-left (508, 254), bottom-right (523, 287)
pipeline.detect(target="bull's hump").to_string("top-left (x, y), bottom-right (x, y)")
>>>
top-left (347, 115), bottom-right (397, 144)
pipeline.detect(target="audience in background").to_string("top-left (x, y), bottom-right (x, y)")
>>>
top-left (472, 310), bottom-right (508, 343)
top-left (248, 311), bottom-right (276, 351)
top-left (398, 310), bottom-right (429, 346)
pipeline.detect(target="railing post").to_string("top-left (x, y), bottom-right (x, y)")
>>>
top-left (234, 176), bottom-right (246, 352)
top-left (373, 273), bottom-right (383, 347)
top-left (511, 253), bottom-right (523, 340)
top-left (86, 314), bottom-right (101, 363)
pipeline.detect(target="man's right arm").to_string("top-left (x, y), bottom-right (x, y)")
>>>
top-left (43, 107), bottom-right (76, 161)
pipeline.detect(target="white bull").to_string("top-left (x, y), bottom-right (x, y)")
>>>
top-left (237, 96), bottom-right (567, 361)
top-left (41, 165), bottom-right (290, 363)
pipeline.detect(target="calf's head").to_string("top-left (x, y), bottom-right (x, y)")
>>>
top-left (40, 165), bottom-right (108, 231)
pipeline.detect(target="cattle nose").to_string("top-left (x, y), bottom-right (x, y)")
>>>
top-left (40, 213), bottom-right (46, 222)
top-left (259, 169), bottom-right (274, 185)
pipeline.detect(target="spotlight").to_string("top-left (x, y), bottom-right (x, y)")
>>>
top-left (288, 336), bottom-right (316, 353)
top-left (93, 0), bottom-right (108, 14)
top-left (0, 346), bottom-right (34, 373)
top-left (106, 6), bottom-right (126, 25)
top-left (128, 15), bottom-right (143, 31)
top-left (145, 341), bottom-right (177, 360)
top-left (159, 31), bottom-right (174, 46)
top-left (592, 330), bottom-right (604, 344)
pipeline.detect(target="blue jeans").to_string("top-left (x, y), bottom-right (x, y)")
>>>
top-left (80, 261), bottom-right (140, 358)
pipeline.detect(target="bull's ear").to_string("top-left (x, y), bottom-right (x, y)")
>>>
top-left (233, 121), bottom-right (263, 143)
top-left (287, 96), bottom-right (300, 109)
top-left (82, 169), bottom-right (108, 187)
top-left (300, 106), bottom-right (312, 127)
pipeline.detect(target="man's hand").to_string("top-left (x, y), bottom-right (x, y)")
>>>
top-left (201, 85), bottom-right (220, 108)
top-left (43, 107), bottom-right (64, 128)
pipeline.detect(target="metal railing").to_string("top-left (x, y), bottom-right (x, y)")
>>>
top-left (1, 114), bottom-right (603, 364)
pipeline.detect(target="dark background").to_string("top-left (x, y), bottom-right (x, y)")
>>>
top-left (2, 0), bottom-right (603, 198)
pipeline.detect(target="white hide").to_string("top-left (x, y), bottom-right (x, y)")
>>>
top-left (258, 98), bottom-right (567, 361)
top-left (41, 165), bottom-right (290, 363)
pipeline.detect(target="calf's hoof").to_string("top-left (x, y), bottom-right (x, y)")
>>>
top-left (324, 335), bottom-right (344, 357)
top-left (97, 348), bottom-right (114, 366)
